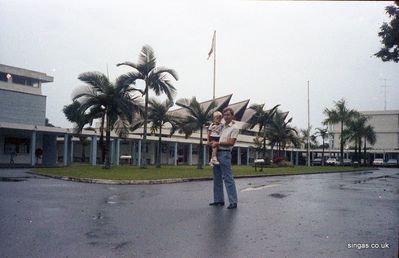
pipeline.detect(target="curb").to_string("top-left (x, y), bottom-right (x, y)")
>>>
top-left (28, 168), bottom-right (376, 185)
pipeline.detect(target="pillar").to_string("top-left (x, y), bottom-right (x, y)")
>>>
top-left (70, 139), bottom-right (74, 164)
top-left (290, 150), bottom-right (293, 163)
top-left (246, 148), bottom-right (250, 165)
top-left (174, 142), bottom-right (178, 166)
top-left (63, 133), bottom-right (68, 166)
top-left (237, 147), bottom-right (241, 165)
top-left (131, 141), bottom-right (136, 165)
top-left (31, 131), bottom-right (37, 166)
top-left (90, 135), bottom-right (97, 166)
top-left (137, 140), bottom-right (142, 167)
top-left (110, 139), bottom-right (114, 165)
top-left (295, 151), bottom-right (299, 166)
top-left (188, 143), bottom-right (193, 165)
top-left (115, 139), bottom-right (120, 166)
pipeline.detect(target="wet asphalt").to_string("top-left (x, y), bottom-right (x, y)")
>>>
top-left (0, 168), bottom-right (398, 258)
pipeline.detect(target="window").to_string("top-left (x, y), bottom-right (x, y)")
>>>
top-left (4, 137), bottom-right (30, 154)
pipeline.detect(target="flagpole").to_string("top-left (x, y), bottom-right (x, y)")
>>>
top-left (213, 30), bottom-right (216, 100)
top-left (307, 80), bottom-right (310, 167)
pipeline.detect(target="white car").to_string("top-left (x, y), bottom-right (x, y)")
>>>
top-left (326, 158), bottom-right (339, 166)
top-left (372, 158), bottom-right (384, 167)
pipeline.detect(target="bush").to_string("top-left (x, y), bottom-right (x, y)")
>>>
top-left (272, 156), bottom-right (284, 164)
top-left (277, 160), bottom-right (294, 167)
top-left (272, 157), bottom-right (293, 167)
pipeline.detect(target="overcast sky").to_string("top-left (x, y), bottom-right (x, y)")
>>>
top-left (1, 0), bottom-right (398, 131)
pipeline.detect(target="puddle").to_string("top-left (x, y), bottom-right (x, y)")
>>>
top-left (269, 193), bottom-right (287, 198)
top-left (352, 171), bottom-right (373, 175)
top-left (106, 195), bottom-right (118, 204)
top-left (354, 175), bottom-right (398, 184)
top-left (0, 176), bottom-right (27, 182)
top-left (113, 241), bottom-right (130, 250)
top-left (241, 184), bottom-right (279, 192)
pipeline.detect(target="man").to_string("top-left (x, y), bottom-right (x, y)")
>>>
top-left (209, 107), bottom-right (239, 209)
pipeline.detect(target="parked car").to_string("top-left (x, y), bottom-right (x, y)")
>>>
top-left (372, 158), bottom-right (385, 167)
top-left (326, 158), bottom-right (339, 166)
top-left (342, 159), bottom-right (352, 166)
top-left (312, 158), bottom-right (322, 166)
top-left (386, 159), bottom-right (398, 167)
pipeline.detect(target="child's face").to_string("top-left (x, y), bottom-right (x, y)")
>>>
top-left (213, 115), bottom-right (222, 123)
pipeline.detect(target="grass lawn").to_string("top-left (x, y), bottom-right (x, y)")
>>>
top-left (33, 164), bottom-right (368, 181)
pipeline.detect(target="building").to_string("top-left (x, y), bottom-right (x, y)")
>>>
top-left (0, 64), bottom-right (88, 167)
top-left (0, 64), bottom-right (310, 167)
top-left (327, 110), bottom-right (399, 160)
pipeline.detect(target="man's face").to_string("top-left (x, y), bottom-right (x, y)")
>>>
top-left (223, 111), bottom-right (233, 123)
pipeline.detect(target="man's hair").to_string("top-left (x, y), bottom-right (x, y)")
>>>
top-left (223, 107), bottom-right (235, 116)
top-left (213, 111), bottom-right (222, 118)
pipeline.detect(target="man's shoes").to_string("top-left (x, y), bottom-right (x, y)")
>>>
top-left (227, 203), bottom-right (237, 209)
top-left (209, 202), bottom-right (225, 206)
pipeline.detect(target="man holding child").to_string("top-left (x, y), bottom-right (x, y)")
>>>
top-left (207, 107), bottom-right (239, 209)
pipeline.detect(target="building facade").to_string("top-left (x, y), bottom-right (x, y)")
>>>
top-left (0, 64), bottom-right (80, 167)
top-left (327, 110), bottom-right (399, 160)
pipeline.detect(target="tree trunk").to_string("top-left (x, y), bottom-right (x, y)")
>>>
top-left (197, 128), bottom-right (204, 169)
top-left (363, 137), bottom-right (367, 166)
top-left (104, 113), bottom-right (111, 169)
top-left (156, 126), bottom-right (162, 168)
top-left (99, 115), bottom-right (105, 163)
top-left (340, 121), bottom-right (344, 164)
top-left (322, 137), bottom-right (325, 166)
top-left (355, 137), bottom-right (359, 160)
top-left (141, 90), bottom-right (149, 168)
top-left (262, 125), bottom-right (267, 160)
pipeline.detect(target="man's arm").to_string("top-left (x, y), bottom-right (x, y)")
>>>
top-left (215, 138), bottom-right (236, 147)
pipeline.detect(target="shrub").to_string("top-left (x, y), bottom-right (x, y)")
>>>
top-left (272, 156), bottom-right (284, 164)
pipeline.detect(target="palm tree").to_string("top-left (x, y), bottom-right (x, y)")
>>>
top-left (363, 125), bottom-right (376, 165)
top-left (300, 128), bottom-right (318, 149)
top-left (148, 98), bottom-right (178, 168)
top-left (175, 97), bottom-right (216, 169)
top-left (63, 101), bottom-right (97, 162)
top-left (244, 104), bottom-right (280, 160)
top-left (323, 99), bottom-right (359, 163)
top-left (343, 116), bottom-right (367, 163)
top-left (117, 45), bottom-right (178, 168)
top-left (266, 110), bottom-right (299, 158)
top-left (315, 127), bottom-right (328, 165)
top-left (72, 72), bottom-right (143, 169)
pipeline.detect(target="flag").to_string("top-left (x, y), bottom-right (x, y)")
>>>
top-left (207, 31), bottom-right (216, 60)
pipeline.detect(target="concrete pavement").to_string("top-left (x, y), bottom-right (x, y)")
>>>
top-left (0, 168), bottom-right (398, 258)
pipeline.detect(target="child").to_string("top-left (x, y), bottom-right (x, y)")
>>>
top-left (208, 111), bottom-right (223, 166)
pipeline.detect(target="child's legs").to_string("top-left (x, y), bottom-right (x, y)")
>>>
top-left (211, 146), bottom-right (218, 158)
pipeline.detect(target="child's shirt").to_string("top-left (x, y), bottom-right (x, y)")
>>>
top-left (208, 122), bottom-right (224, 137)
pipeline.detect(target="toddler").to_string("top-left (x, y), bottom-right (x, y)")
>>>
top-left (208, 111), bottom-right (223, 166)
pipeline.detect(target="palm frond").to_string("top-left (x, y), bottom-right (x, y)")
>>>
top-left (116, 61), bottom-right (140, 70)
top-left (138, 45), bottom-right (156, 74)
top-left (78, 72), bottom-right (109, 93)
top-left (152, 66), bottom-right (179, 81)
